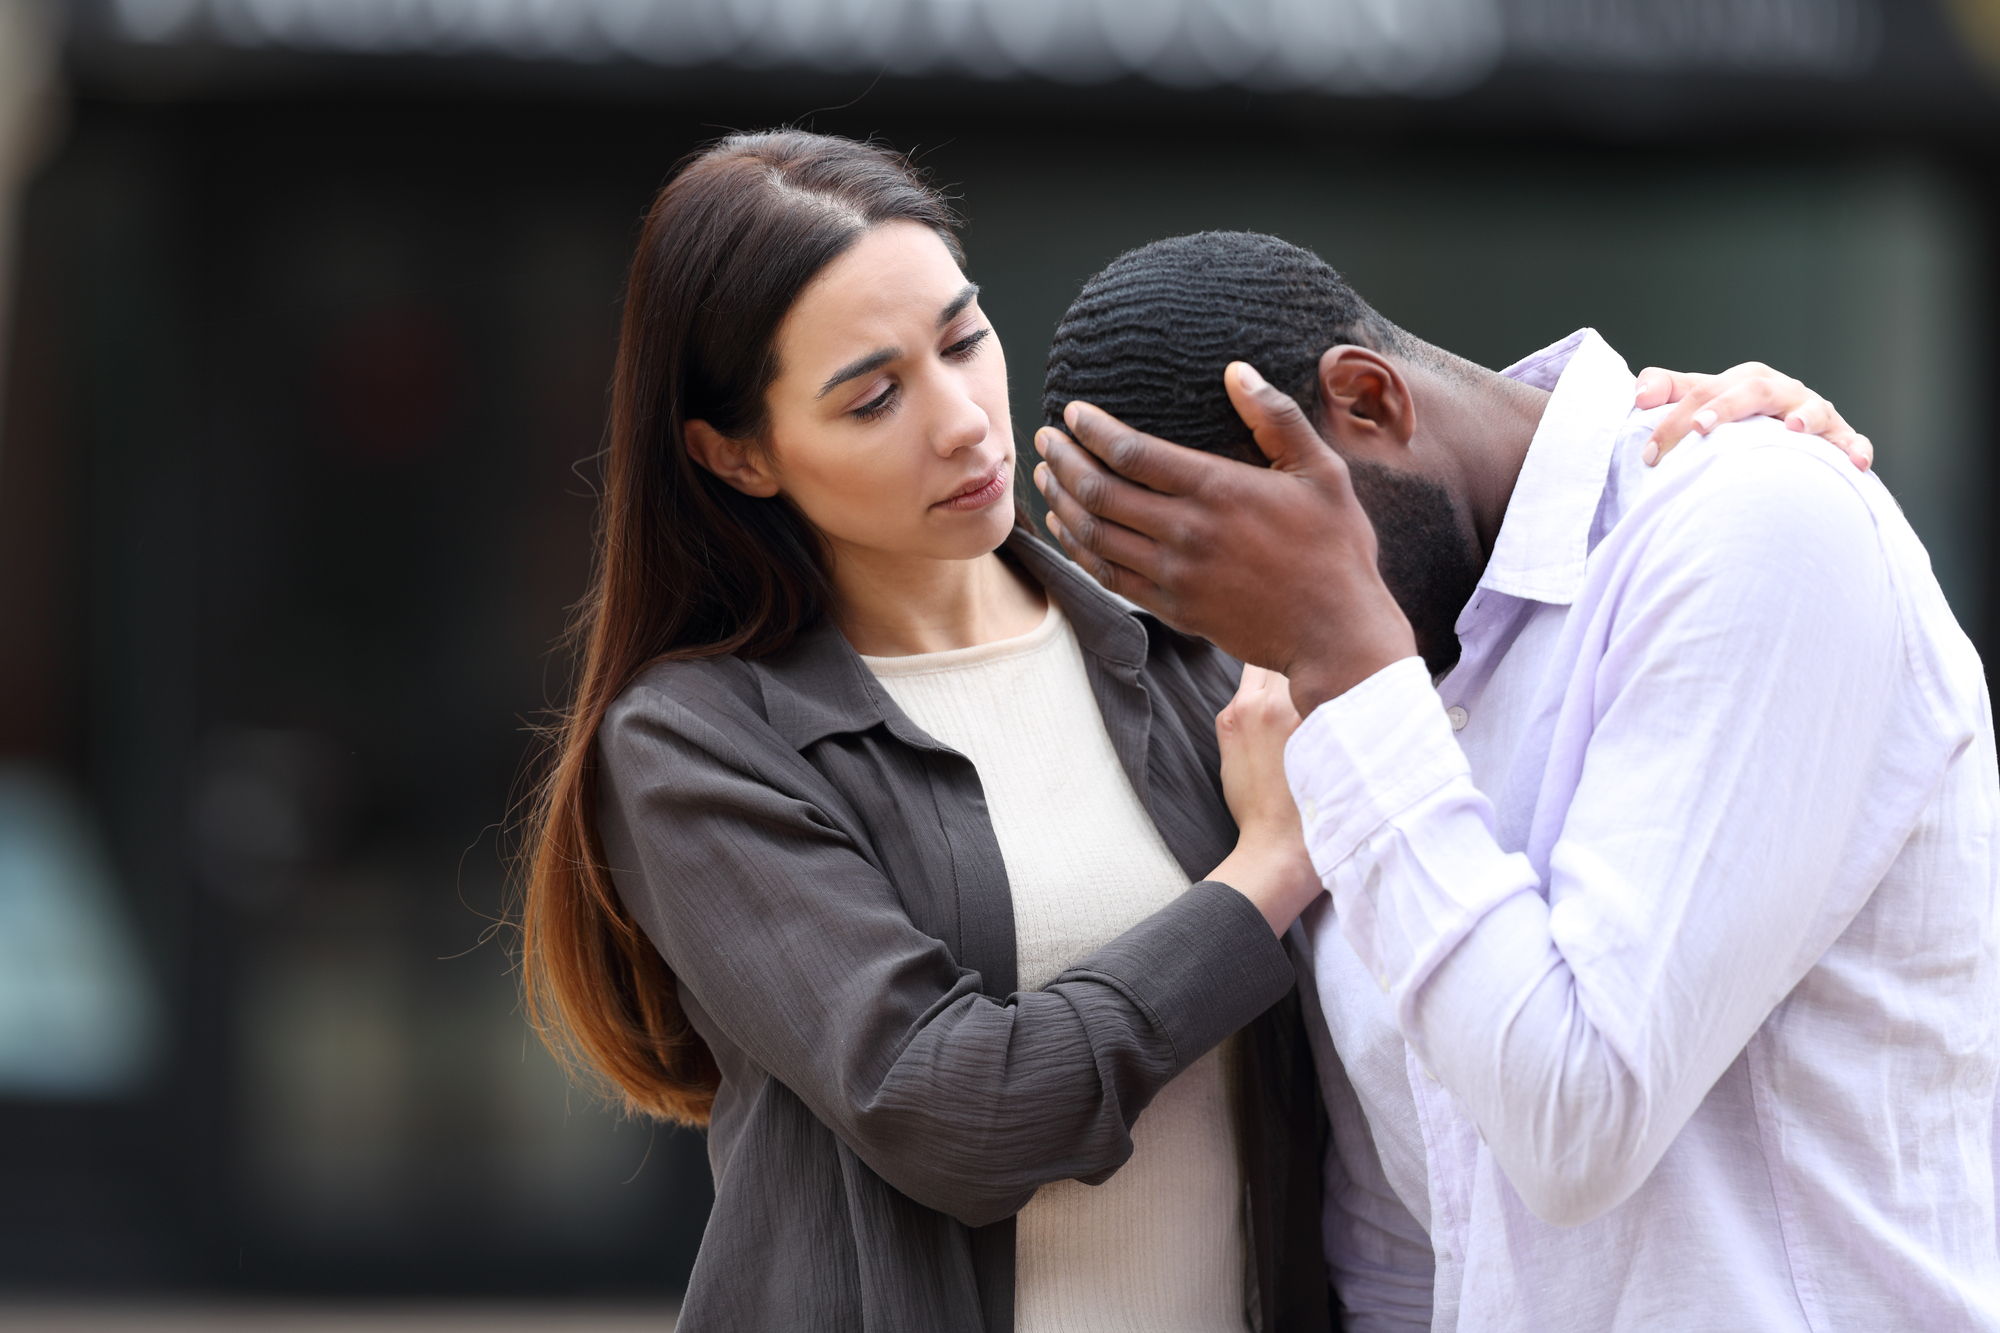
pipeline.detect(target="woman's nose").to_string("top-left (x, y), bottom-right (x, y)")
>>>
top-left (928, 378), bottom-right (989, 456)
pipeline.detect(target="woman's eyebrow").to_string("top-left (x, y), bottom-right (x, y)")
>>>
top-left (938, 283), bottom-right (980, 327)
top-left (814, 286), bottom-right (983, 401)
top-left (817, 347), bottom-right (899, 400)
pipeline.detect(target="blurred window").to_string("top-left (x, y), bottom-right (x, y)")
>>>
top-left (0, 765), bottom-right (160, 1097)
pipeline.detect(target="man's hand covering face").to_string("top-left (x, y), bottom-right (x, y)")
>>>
top-left (1034, 361), bottom-right (1420, 718)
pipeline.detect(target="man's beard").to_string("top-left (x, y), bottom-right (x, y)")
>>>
top-left (1346, 459), bottom-right (1483, 677)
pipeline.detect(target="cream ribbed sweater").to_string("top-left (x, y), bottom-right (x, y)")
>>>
top-left (863, 601), bottom-right (1248, 1333)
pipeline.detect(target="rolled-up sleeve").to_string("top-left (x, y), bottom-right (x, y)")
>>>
top-left (598, 682), bottom-right (1296, 1228)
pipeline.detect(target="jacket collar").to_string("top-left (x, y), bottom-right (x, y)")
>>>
top-left (751, 527), bottom-right (1154, 752)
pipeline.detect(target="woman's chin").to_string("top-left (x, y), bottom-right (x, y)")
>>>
top-left (917, 496), bottom-right (1015, 553)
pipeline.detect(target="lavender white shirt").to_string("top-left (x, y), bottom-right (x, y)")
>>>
top-left (1295, 329), bottom-right (2000, 1331)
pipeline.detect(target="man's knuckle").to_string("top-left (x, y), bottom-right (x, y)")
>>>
top-left (1106, 431), bottom-right (1145, 474)
top-left (1072, 469), bottom-right (1109, 513)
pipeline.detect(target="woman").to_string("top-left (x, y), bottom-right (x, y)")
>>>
top-left (521, 130), bottom-right (1859, 1332)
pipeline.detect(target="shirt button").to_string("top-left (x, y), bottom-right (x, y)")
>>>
top-left (1446, 705), bottom-right (1469, 731)
top-left (1301, 796), bottom-right (1318, 825)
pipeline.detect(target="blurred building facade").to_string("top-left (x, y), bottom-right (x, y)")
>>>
top-left (0, 0), bottom-right (1997, 1303)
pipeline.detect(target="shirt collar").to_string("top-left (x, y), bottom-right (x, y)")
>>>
top-left (752, 527), bottom-right (1154, 751)
top-left (1479, 328), bottom-right (1637, 606)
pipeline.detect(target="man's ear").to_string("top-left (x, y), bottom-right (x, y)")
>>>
top-left (1317, 346), bottom-right (1415, 459)
top-left (684, 418), bottom-right (781, 498)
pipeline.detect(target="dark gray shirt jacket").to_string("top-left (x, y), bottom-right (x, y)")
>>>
top-left (597, 529), bottom-right (1332, 1332)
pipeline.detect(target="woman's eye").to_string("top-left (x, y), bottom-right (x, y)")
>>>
top-left (852, 384), bottom-right (898, 422)
top-left (943, 327), bottom-right (991, 361)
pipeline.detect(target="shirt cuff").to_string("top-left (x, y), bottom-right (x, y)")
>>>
top-left (1284, 656), bottom-right (1469, 875)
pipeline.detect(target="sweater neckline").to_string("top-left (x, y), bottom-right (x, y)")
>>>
top-left (859, 599), bottom-right (1064, 677)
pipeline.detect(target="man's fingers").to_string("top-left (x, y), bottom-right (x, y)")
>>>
top-left (1036, 459), bottom-right (1171, 585)
top-left (1058, 403), bottom-right (1216, 497)
top-left (1034, 427), bottom-right (1200, 536)
top-left (1045, 511), bottom-right (1169, 608)
top-left (1223, 362), bottom-right (1335, 473)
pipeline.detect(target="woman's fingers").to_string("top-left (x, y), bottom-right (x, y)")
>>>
top-left (1646, 365), bottom-right (1796, 462)
top-left (1227, 663), bottom-right (1301, 737)
top-left (1634, 367), bottom-right (1706, 411)
top-left (1783, 401), bottom-right (1874, 471)
top-left (1237, 662), bottom-right (1268, 696)
top-left (1641, 362), bottom-right (1871, 471)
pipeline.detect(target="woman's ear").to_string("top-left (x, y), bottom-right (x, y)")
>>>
top-left (684, 419), bottom-right (781, 498)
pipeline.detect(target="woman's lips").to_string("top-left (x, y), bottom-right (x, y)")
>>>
top-left (936, 461), bottom-right (1009, 513)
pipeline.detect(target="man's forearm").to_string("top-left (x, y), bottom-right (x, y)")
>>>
top-left (1282, 649), bottom-right (1890, 1229)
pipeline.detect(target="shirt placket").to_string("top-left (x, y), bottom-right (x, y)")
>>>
top-left (1413, 585), bottom-right (1507, 1323)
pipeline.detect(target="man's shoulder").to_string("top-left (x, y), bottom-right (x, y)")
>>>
top-left (1625, 419), bottom-right (1892, 562)
top-left (1612, 419), bottom-right (1985, 724)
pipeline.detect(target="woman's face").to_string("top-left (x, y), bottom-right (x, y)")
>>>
top-left (693, 220), bottom-right (1016, 567)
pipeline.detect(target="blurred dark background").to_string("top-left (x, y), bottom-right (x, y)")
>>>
top-left (0, 0), bottom-right (1996, 1309)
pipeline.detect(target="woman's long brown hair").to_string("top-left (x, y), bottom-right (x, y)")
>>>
top-left (521, 132), bottom-right (963, 1125)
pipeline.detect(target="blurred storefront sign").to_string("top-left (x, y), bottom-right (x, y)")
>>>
top-left (93, 0), bottom-right (1877, 92)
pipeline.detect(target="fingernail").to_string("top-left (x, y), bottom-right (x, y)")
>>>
top-left (1692, 408), bottom-right (1718, 433)
top-left (1064, 402), bottom-right (1080, 429)
top-left (1032, 462), bottom-right (1050, 494)
top-left (1035, 427), bottom-right (1056, 457)
top-left (1234, 362), bottom-right (1266, 391)
top-left (1785, 413), bottom-right (1806, 432)
top-left (1642, 441), bottom-right (1660, 466)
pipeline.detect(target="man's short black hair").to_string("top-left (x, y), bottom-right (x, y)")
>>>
top-left (1042, 230), bottom-right (1482, 676)
top-left (1042, 231), bottom-right (1416, 463)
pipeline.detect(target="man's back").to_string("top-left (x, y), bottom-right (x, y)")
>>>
top-left (1302, 330), bottom-right (2000, 1330)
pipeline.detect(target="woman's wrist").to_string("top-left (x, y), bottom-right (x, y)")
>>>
top-left (1210, 834), bottom-right (1320, 936)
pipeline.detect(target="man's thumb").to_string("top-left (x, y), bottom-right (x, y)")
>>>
top-left (1226, 362), bottom-right (1326, 471)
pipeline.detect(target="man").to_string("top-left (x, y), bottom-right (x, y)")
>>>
top-left (1032, 231), bottom-right (2000, 1330)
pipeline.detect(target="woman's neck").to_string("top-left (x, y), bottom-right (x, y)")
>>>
top-left (832, 544), bottom-right (1047, 658)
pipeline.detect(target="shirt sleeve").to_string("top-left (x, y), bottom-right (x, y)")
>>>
top-left (1284, 444), bottom-right (1916, 1227)
top-left (598, 681), bottom-right (1298, 1230)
